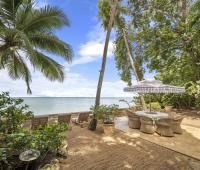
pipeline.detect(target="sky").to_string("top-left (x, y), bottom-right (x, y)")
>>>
top-left (0, 0), bottom-right (154, 97)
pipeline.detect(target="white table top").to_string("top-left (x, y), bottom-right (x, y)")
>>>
top-left (135, 111), bottom-right (169, 119)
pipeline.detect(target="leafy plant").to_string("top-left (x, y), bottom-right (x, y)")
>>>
top-left (90, 104), bottom-right (119, 124)
top-left (147, 102), bottom-right (161, 111)
top-left (32, 124), bottom-right (68, 153)
top-left (0, 92), bottom-right (33, 134)
top-left (0, 92), bottom-right (69, 169)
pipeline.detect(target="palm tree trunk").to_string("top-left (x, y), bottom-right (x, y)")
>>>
top-left (95, 0), bottom-right (118, 108)
top-left (122, 28), bottom-right (147, 111)
top-left (181, 0), bottom-right (187, 22)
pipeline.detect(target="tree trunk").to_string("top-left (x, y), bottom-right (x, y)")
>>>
top-left (122, 28), bottom-right (147, 111)
top-left (181, 0), bottom-right (187, 22)
top-left (95, 0), bottom-right (118, 108)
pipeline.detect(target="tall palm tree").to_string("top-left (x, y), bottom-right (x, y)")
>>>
top-left (95, 0), bottom-right (118, 107)
top-left (122, 28), bottom-right (147, 110)
top-left (0, 0), bottom-right (73, 93)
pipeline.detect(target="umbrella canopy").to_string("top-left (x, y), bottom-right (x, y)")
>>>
top-left (124, 80), bottom-right (185, 94)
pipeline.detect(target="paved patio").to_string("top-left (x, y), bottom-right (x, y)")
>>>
top-left (115, 116), bottom-right (200, 160)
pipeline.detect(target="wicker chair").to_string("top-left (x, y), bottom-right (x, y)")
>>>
top-left (48, 114), bottom-right (58, 125)
top-left (58, 114), bottom-right (71, 124)
top-left (128, 112), bottom-right (141, 129)
top-left (171, 115), bottom-right (184, 134)
top-left (140, 116), bottom-right (155, 134)
top-left (72, 112), bottom-right (89, 124)
top-left (156, 118), bottom-right (174, 137)
top-left (32, 116), bottom-right (48, 129)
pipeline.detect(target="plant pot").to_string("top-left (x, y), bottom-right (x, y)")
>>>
top-left (103, 123), bottom-right (114, 135)
top-left (88, 118), bottom-right (97, 131)
top-left (96, 121), bottom-right (104, 133)
top-left (128, 114), bottom-right (141, 129)
top-left (165, 106), bottom-right (173, 112)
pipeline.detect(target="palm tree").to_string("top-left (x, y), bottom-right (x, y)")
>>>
top-left (0, 0), bottom-right (73, 93)
top-left (122, 28), bottom-right (147, 110)
top-left (95, 0), bottom-right (118, 107)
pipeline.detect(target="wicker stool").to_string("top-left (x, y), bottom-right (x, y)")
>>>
top-left (171, 116), bottom-right (184, 134)
top-left (156, 118), bottom-right (174, 137)
top-left (140, 116), bottom-right (155, 134)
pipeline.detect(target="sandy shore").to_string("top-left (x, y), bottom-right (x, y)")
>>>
top-left (60, 126), bottom-right (199, 170)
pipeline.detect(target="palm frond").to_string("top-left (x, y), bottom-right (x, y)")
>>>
top-left (20, 5), bottom-right (70, 32)
top-left (0, 0), bottom-right (73, 93)
top-left (28, 50), bottom-right (64, 82)
top-left (29, 33), bottom-right (72, 62)
top-left (0, 0), bottom-right (23, 25)
top-left (6, 50), bottom-right (32, 93)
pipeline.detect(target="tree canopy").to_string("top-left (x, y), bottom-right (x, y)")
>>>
top-left (98, 0), bottom-right (200, 109)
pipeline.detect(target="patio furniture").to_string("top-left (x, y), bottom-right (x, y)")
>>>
top-left (32, 116), bottom-right (48, 129)
top-left (135, 111), bottom-right (169, 119)
top-left (171, 115), bottom-right (184, 134)
top-left (48, 114), bottom-right (58, 125)
top-left (140, 116), bottom-right (155, 134)
top-left (127, 112), bottom-right (141, 129)
top-left (155, 118), bottom-right (174, 137)
top-left (58, 113), bottom-right (71, 124)
top-left (72, 112), bottom-right (89, 125)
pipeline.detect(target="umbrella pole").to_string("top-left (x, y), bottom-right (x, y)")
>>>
top-left (149, 95), bottom-right (151, 112)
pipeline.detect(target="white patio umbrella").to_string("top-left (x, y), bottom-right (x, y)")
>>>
top-left (124, 80), bottom-right (185, 112)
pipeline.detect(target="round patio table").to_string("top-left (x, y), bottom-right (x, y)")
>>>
top-left (135, 111), bottom-right (169, 120)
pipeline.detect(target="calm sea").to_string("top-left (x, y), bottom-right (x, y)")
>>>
top-left (22, 97), bottom-right (133, 115)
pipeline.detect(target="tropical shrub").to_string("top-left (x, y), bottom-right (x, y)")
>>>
top-left (162, 82), bottom-right (200, 109)
top-left (90, 104), bottom-right (119, 124)
top-left (0, 92), bottom-right (68, 169)
top-left (0, 92), bottom-right (33, 134)
top-left (32, 124), bottom-right (68, 154)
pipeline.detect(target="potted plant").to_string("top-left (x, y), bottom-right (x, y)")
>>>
top-left (90, 104), bottom-right (119, 135)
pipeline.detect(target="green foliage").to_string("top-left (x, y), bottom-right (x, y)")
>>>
top-left (32, 124), bottom-right (68, 153)
top-left (98, 0), bottom-right (200, 109)
top-left (90, 104), bottom-right (119, 123)
top-left (147, 102), bottom-right (161, 111)
top-left (98, 0), bottom-right (145, 86)
top-left (162, 82), bottom-right (200, 109)
top-left (0, 92), bottom-right (33, 133)
top-left (0, 0), bottom-right (73, 93)
top-left (0, 92), bottom-right (68, 169)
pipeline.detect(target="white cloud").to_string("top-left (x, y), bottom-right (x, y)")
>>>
top-left (79, 41), bottom-right (113, 58)
top-left (72, 24), bottom-right (115, 65)
top-left (0, 68), bottom-right (133, 97)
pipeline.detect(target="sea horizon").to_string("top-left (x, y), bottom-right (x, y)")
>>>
top-left (22, 97), bottom-right (133, 115)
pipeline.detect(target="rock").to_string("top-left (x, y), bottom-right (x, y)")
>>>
top-left (39, 158), bottom-right (61, 170)
top-left (58, 141), bottom-right (68, 157)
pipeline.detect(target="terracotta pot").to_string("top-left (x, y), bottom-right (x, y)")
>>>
top-left (103, 123), bottom-right (114, 135)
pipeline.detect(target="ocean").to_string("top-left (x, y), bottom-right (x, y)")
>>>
top-left (22, 97), bottom-right (133, 115)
